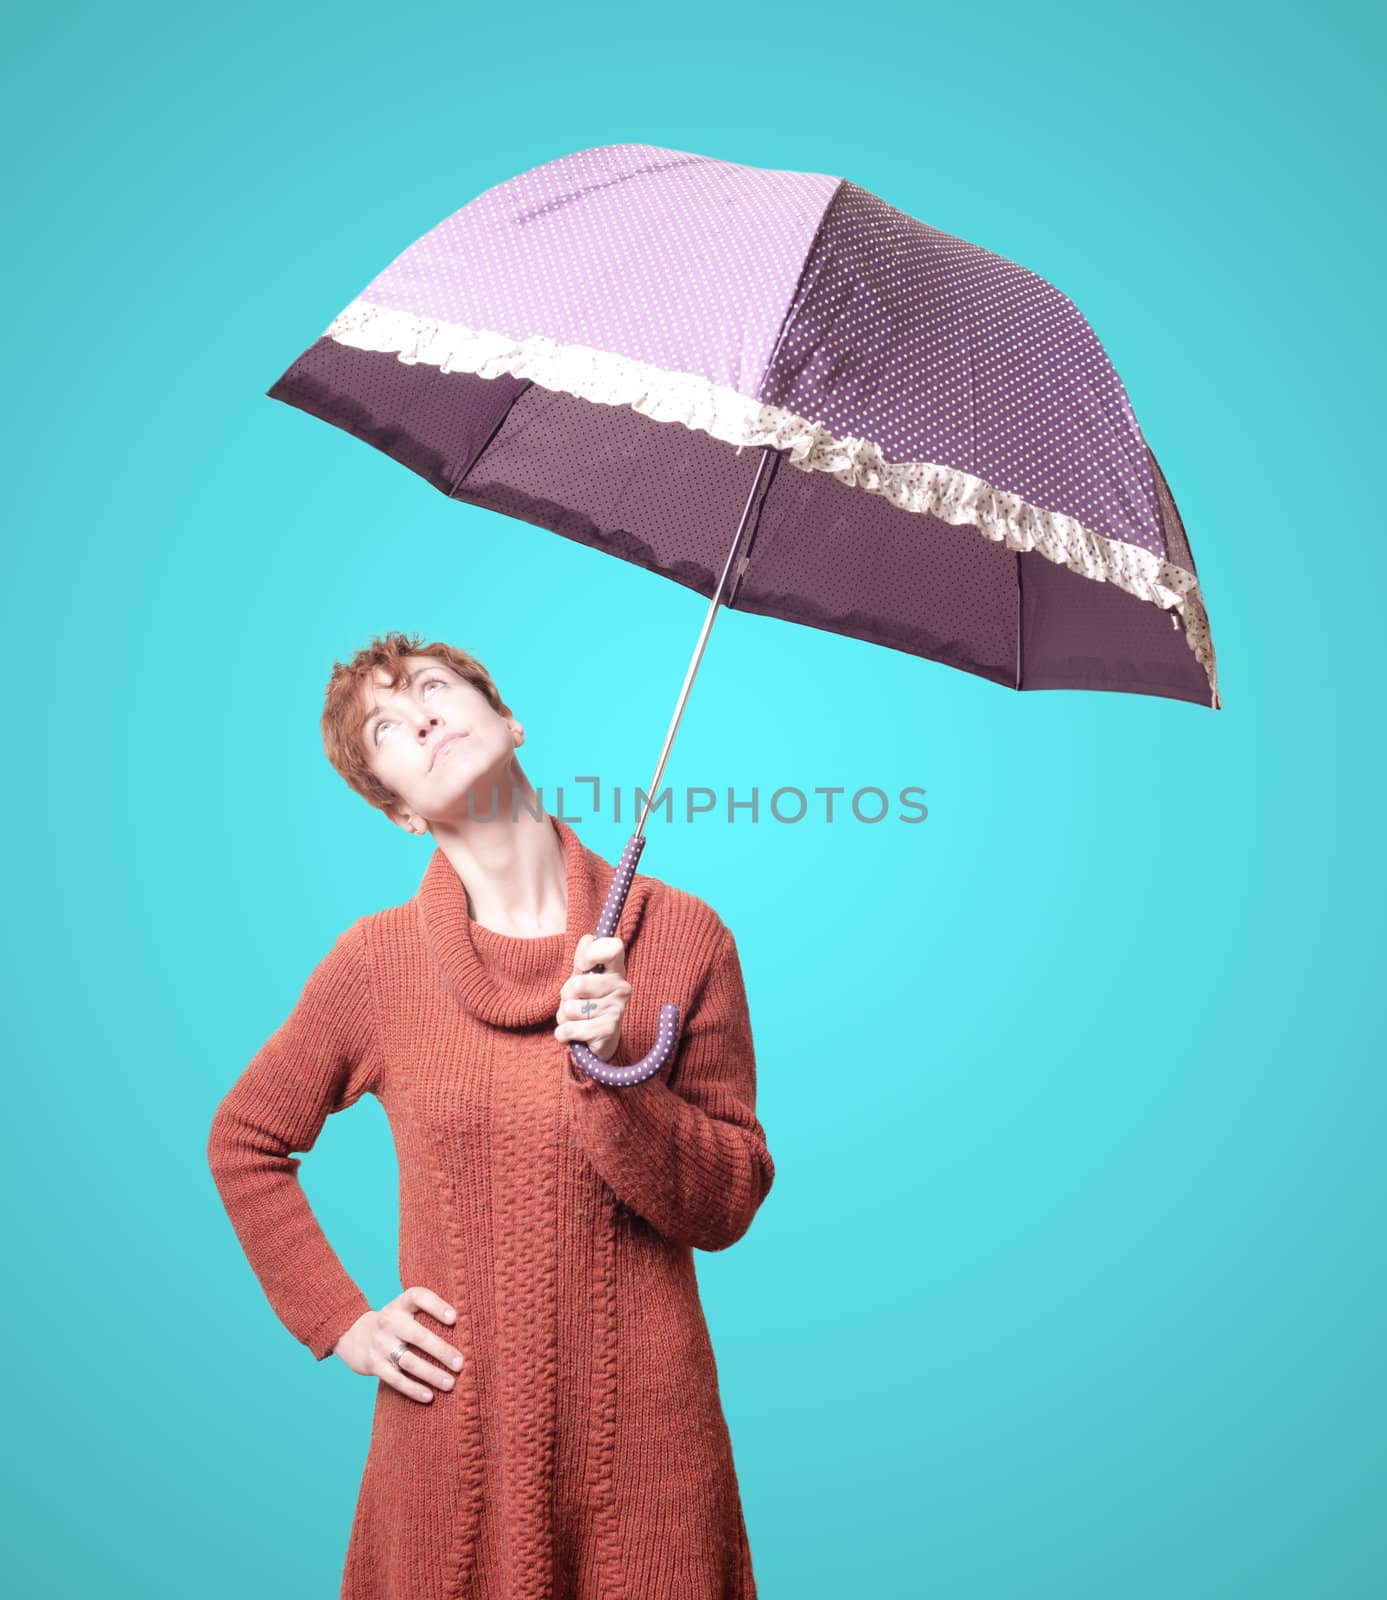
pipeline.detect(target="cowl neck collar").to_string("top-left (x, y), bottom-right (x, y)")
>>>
top-left (416, 813), bottom-right (614, 1029)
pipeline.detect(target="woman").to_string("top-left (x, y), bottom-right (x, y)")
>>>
top-left (206, 629), bottom-right (775, 1600)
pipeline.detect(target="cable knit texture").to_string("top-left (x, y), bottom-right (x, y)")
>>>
top-left (207, 814), bottom-right (774, 1599)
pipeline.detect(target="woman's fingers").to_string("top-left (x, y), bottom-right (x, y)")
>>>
top-left (576, 933), bottom-right (623, 964)
top-left (560, 936), bottom-right (629, 1052)
top-left (377, 1346), bottom-right (449, 1403)
top-left (555, 978), bottom-right (630, 1032)
top-left (566, 971), bottom-right (630, 997)
top-left (397, 1311), bottom-right (467, 1375)
top-left (575, 934), bottom-right (625, 973)
top-left (374, 1337), bottom-right (452, 1403)
top-left (555, 1009), bottom-right (623, 1046)
top-left (401, 1345), bottom-right (454, 1392)
top-left (555, 989), bottom-right (625, 1024)
top-left (374, 1287), bottom-right (467, 1403)
top-left (557, 988), bottom-right (627, 1018)
top-left (400, 1283), bottom-right (456, 1329)
top-left (555, 1012), bottom-right (613, 1040)
top-left (557, 971), bottom-right (631, 1006)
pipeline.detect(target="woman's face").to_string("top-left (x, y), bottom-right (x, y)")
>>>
top-left (359, 655), bottom-right (523, 830)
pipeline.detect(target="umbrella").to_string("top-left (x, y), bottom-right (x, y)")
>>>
top-left (267, 141), bottom-right (1224, 1088)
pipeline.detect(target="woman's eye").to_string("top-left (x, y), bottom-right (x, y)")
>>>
top-left (374, 679), bottom-right (445, 744)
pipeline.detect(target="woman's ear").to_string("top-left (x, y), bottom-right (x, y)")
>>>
top-left (386, 803), bottom-right (424, 835)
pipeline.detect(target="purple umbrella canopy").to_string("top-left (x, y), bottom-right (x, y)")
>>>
top-left (269, 141), bottom-right (1221, 712)
top-left (268, 142), bottom-right (1224, 1085)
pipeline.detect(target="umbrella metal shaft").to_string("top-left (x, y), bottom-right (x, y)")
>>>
top-left (635, 447), bottom-right (775, 839)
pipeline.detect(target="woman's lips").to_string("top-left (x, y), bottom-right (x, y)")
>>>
top-left (429, 732), bottom-right (468, 768)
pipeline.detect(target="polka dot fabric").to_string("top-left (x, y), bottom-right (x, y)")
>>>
top-left (765, 182), bottom-right (1167, 559)
top-left (356, 142), bottom-right (840, 400)
top-left (269, 142), bottom-right (1220, 708)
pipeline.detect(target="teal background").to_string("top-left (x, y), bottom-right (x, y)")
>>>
top-left (4, 0), bottom-right (1382, 1594)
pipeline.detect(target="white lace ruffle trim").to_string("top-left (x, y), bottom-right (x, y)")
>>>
top-left (327, 297), bottom-right (1221, 708)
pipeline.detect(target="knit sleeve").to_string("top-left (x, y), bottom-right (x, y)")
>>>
top-left (206, 921), bottom-right (382, 1361)
top-left (562, 924), bottom-right (774, 1252)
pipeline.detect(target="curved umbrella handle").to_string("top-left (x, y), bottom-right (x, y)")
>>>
top-left (568, 832), bottom-right (681, 1087)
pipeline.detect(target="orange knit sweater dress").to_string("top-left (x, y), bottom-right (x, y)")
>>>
top-left (206, 814), bottom-right (775, 1599)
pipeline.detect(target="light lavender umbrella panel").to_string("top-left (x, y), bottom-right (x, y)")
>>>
top-left (269, 143), bottom-right (1221, 709)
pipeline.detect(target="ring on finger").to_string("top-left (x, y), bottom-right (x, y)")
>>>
top-left (388, 1342), bottom-right (408, 1368)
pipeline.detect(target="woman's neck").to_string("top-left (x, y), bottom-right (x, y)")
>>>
top-left (433, 808), bottom-right (568, 937)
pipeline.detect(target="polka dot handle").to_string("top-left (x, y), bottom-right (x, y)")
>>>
top-left (568, 831), bottom-right (682, 1087)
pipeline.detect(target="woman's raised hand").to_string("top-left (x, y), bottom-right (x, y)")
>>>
top-left (555, 934), bottom-right (631, 1062)
top-left (333, 1285), bottom-right (466, 1402)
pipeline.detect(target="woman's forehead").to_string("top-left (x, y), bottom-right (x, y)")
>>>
top-left (368, 655), bottom-right (455, 691)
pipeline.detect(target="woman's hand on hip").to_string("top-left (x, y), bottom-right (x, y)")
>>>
top-left (332, 1286), bottom-right (466, 1402)
top-left (555, 934), bottom-right (630, 1062)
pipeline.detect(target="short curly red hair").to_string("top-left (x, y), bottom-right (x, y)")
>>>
top-left (322, 629), bottom-right (510, 814)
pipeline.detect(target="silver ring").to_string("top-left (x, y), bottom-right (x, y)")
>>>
top-left (388, 1342), bottom-right (408, 1368)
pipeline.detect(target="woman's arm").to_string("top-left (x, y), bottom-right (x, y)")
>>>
top-left (206, 920), bottom-right (382, 1360)
top-left (562, 922), bottom-right (775, 1252)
